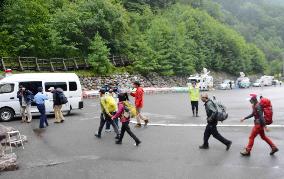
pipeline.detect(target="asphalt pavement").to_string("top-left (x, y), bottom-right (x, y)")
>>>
top-left (1, 86), bottom-right (284, 179)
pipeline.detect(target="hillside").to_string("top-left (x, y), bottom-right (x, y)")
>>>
top-left (0, 0), bottom-right (269, 76)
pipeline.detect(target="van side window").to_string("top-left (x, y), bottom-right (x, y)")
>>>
top-left (19, 81), bottom-right (42, 95)
top-left (69, 82), bottom-right (77, 91)
top-left (0, 83), bottom-right (14, 94)
top-left (45, 82), bottom-right (67, 92)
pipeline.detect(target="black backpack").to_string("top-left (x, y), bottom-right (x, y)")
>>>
top-left (212, 97), bottom-right (228, 122)
top-left (58, 92), bottom-right (68, 105)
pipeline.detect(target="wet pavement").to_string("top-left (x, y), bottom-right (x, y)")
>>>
top-left (1, 86), bottom-right (284, 179)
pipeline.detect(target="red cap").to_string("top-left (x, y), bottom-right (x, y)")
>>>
top-left (250, 93), bottom-right (257, 99)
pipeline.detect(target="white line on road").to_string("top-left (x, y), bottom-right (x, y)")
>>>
top-left (130, 121), bottom-right (284, 128)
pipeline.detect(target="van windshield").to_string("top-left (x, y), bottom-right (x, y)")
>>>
top-left (0, 83), bottom-right (14, 94)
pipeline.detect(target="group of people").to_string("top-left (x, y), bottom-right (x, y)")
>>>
top-left (189, 82), bottom-right (279, 156)
top-left (94, 81), bottom-right (149, 146)
top-left (17, 86), bottom-right (66, 128)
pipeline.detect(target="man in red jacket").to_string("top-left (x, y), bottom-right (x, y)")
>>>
top-left (240, 94), bottom-right (278, 156)
top-left (130, 81), bottom-right (149, 128)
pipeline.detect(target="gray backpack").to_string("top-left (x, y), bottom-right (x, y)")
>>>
top-left (212, 96), bottom-right (228, 122)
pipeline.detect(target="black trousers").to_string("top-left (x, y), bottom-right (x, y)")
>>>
top-left (203, 123), bottom-right (230, 147)
top-left (97, 113), bottom-right (119, 136)
top-left (118, 121), bottom-right (140, 143)
top-left (191, 101), bottom-right (199, 114)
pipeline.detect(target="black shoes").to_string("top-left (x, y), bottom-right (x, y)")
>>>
top-left (135, 141), bottom-right (141, 146)
top-left (115, 135), bottom-right (120, 140)
top-left (199, 145), bottom-right (209, 149)
top-left (116, 141), bottom-right (122, 145)
top-left (270, 148), bottom-right (279, 155)
top-left (95, 134), bottom-right (101, 138)
top-left (226, 141), bottom-right (232, 151)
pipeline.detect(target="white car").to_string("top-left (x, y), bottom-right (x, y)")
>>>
top-left (253, 79), bottom-right (262, 87)
top-left (0, 73), bottom-right (83, 121)
top-left (219, 80), bottom-right (235, 90)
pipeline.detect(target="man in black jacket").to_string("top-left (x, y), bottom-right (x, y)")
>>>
top-left (17, 86), bottom-right (33, 123)
top-left (199, 93), bottom-right (232, 150)
top-left (49, 87), bottom-right (65, 123)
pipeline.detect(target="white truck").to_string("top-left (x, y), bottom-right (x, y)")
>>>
top-left (260, 75), bottom-right (274, 86)
top-left (188, 68), bottom-right (214, 91)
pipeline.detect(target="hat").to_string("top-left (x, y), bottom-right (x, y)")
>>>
top-left (48, 87), bottom-right (55, 91)
top-left (99, 88), bottom-right (106, 94)
top-left (133, 81), bottom-right (141, 86)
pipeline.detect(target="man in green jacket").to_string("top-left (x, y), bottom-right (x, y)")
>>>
top-left (189, 81), bottom-right (200, 117)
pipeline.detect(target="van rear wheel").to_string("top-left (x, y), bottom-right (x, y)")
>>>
top-left (0, 108), bottom-right (15, 122)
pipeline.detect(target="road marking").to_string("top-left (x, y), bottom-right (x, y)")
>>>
top-left (129, 121), bottom-right (284, 128)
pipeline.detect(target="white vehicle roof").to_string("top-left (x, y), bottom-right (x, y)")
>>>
top-left (0, 73), bottom-right (79, 83)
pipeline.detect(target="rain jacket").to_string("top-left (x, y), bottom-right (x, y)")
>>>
top-left (130, 87), bottom-right (144, 108)
top-left (100, 95), bottom-right (117, 116)
top-left (112, 102), bottom-right (129, 123)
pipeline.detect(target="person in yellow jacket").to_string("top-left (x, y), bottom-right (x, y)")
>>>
top-left (95, 89), bottom-right (120, 139)
top-left (189, 81), bottom-right (200, 117)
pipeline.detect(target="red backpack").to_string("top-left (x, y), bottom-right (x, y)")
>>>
top-left (259, 98), bottom-right (273, 125)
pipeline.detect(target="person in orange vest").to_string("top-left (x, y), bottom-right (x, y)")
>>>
top-left (240, 94), bottom-right (278, 156)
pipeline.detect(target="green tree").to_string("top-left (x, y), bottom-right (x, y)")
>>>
top-left (88, 33), bottom-right (112, 75)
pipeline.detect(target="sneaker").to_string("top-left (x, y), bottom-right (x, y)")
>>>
top-left (144, 120), bottom-right (149, 126)
top-left (226, 141), bottom-right (232, 151)
top-left (115, 141), bottom-right (122, 145)
top-left (95, 134), bottom-right (101, 138)
top-left (270, 148), bottom-right (279, 155)
top-left (134, 141), bottom-right (141, 146)
top-left (240, 149), bottom-right (250, 156)
top-left (115, 135), bottom-right (120, 140)
top-left (61, 120), bottom-right (64, 123)
top-left (135, 123), bottom-right (142, 128)
top-left (199, 145), bottom-right (209, 149)
top-left (54, 121), bottom-right (61, 124)
top-left (196, 114), bottom-right (200, 117)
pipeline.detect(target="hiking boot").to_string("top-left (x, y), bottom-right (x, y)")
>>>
top-left (240, 149), bottom-right (250, 156)
top-left (115, 141), bottom-right (122, 145)
top-left (54, 121), bottom-right (61, 124)
top-left (95, 134), bottom-right (101, 138)
top-left (199, 145), bottom-right (209, 149)
top-left (196, 114), bottom-right (200, 117)
top-left (115, 135), bottom-right (120, 140)
top-left (270, 148), bottom-right (279, 155)
top-left (61, 120), bottom-right (64, 123)
top-left (144, 120), bottom-right (149, 126)
top-left (105, 129), bottom-right (111, 133)
top-left (135, 123), bottom-right (142, 128)
top-left (134, 140), bottom-right (141, 146)
top-left (226, 141), bottom-right (232, 151)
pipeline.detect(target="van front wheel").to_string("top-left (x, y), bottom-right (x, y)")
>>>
top-left (0, 108), bottom-right (15, 122)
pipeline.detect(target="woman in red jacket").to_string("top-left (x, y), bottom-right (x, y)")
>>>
top-left (130, 81), bottom-right (149, 128)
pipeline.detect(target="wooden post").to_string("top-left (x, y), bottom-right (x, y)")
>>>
top-left (35, 58), bottom-right (40, 71)
top-left (62, 59), bottom-right (67, 71)
top-left (18, 57), bottom-right (24, 71)
top-left (73, 59), bottom-right (78, 70)
top-left (0, 57), bottom-right (6, 71)
top-left (84, 58), bottom-right (89, 69)
top-left (50, 59), bottom-right (54, 72)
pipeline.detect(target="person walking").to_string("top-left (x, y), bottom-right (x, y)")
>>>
top-left (49, 87), bottom-right (65, 123)
top-left (17, 86), bottom-right (33, 123)
top-left (130, 81), bottom-right (149, 128)
top-left (95, 89), bottom-right (120, 139)
top-left (240, 94), bottom-right (278, 156)
top-left (189, 81), bottom-right (200, 117)
top-left (34, 87), bottom-right (49, 128)
top-left (199, 93), bottom-right (232, 150)
top-left (112, 93), bottom-right (141, 146)
top-left (105, 88), bottom-right (119, 132)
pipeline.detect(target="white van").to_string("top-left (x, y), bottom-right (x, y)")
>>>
top-left (0, 73), bottom-right (83, 121)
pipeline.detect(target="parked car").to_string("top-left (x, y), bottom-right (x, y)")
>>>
top-left (253, 79), bottom-right (262, 87)
top-left (219, 80), bottom-right (235, 90)
top-left (0, 73), bottom-right (83, 121)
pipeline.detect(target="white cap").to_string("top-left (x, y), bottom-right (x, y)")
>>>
top-left (48, 87), bottom-right (55, 91)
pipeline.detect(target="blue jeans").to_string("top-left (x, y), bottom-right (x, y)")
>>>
top-left (37, 104), bottom-right (48, 128)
